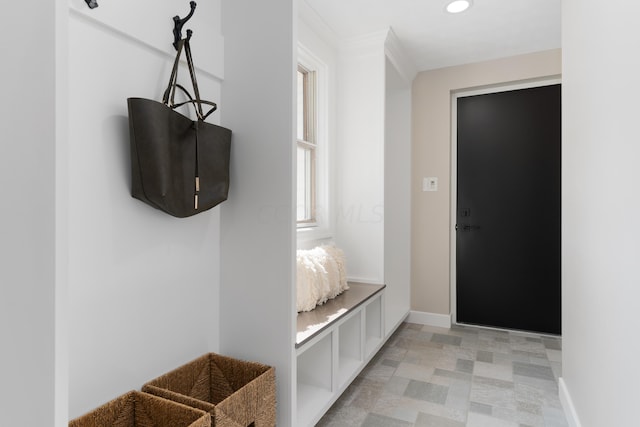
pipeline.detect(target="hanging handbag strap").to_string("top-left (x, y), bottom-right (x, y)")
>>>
top-left (160, 36), bottom-right (219, 210)
top-left (162, 36), bottom-right (217, 121)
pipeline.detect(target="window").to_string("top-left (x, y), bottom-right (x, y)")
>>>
top-left (296, 44), bottom-right (330, 240)
top-left (297, 65), bottom-right (317, 225)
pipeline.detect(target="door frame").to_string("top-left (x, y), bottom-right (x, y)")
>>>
top-left (449, 76), bottom-right (562, 328)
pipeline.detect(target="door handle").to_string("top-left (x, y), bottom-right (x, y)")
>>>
top-left (455, 224), bottom-right (481, 232)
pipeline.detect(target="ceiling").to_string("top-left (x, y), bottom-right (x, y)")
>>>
top-left (301, 0), bottom-right (561, 71)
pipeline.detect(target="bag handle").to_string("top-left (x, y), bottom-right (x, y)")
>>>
top-left (162, 35), bottom-right (217, 121)
top-left (170, 84), bottom-right (218, 121)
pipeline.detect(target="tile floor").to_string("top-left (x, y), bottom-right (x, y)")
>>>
top-left (317, 322), bottom-right (568, 427)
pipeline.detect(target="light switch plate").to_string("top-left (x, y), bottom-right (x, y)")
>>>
top-left (423, 177), bottom-right (438, 192)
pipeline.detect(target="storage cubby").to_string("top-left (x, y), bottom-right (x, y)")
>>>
top-left (295, 283), bottom-right (386, 426)
top-left (296, 333), bottom-right (333, 427)
top-left (338, 312), bottom-right (362, 388)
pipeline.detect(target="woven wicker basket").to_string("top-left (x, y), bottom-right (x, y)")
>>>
top-left (68, 390), bottom-right (211, 427)
top-left (142, 353), bottom-right (276, 427)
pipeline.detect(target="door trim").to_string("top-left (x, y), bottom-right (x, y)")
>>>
top-left (449, 76), bottom-right (562, 327)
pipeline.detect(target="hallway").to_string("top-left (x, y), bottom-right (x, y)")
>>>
top-left (318, 322), bottom-right (568, 426)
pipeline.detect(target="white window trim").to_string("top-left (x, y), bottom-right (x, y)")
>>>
top-left (296, 43), bottom-right (332, 242)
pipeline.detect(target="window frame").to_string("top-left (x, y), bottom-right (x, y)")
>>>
top-left (297, 64), bottom-right (317, 226)
top-left (296, 44), bottom-right (331, 240)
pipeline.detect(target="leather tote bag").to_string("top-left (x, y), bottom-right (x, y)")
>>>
top-left (127, 36), bottom-right (231, 218)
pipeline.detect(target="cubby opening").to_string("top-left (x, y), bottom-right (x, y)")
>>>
top-left (338, 312), bottom-right (362, 387)
top-left (296, 334), bottom-right (333, 426)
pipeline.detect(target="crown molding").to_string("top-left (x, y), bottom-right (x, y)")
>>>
top-left (384, 28), bottom-right (418, 85)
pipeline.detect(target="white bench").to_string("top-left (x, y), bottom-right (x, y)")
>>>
top-left (295, 282), bottom-right (386, 426)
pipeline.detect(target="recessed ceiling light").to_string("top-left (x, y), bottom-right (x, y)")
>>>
top-left (446, 0), bottom-right (472, 14)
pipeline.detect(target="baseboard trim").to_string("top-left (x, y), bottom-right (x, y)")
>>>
top-left (559, 377), bottom-right (582, 427)
top-left (406, 310), bottom-right (452, 328)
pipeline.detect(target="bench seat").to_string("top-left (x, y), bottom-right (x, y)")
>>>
top-left (296, 282), bottom-right (385, 348)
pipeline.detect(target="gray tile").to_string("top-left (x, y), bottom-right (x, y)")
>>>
top-left (513, 374), bottom-right (559, 393)
top-left (362, 363), bottom-right (397, 382)
top-left (404, 380), bottom-right (449, 404)
top-left (550, 361), bottom-right (562, 380)
top-left (473, 361), bottom-right (513, 382)
top-left (460, 336), bottom-right (480, 348)
top-left (494, 352), bottom-right (526, 365)
top-left (512, 349), bottom-right (548, 360)
top-left (421, 325), bottom-right (456, 334)
top-left (542, 338), bottom-right (562, 350)
top-left (515, 412), bottom-right (545, 427)
top-left (316, 405), bottom-right (368, 427)
top-left (396, 327), bottom-right (418, 338)
top-left (455, 358), bottom-right (474, 374)
top-left (434, 368), bottom-right (472, 382)
top-left (415, 330), bottom-right (435, 342)
top-left (361, 413), bottom-right (413, 427)
top-left (317, 323), bottom-right (568, 427)
top-left (470, 401), bottom-right (493, 415)
top-left (473, 375), bottom-right (515, 390)
top-left (469, 382), bottom-right (517, 410)
top-left (445, 379), bottom-right (471, 411)
top-left (389, 407), bottom-right (419, 423)
top-left (546, 349), bottom-right (562, 363)
top-left (476, 350), bottom-right (494, 363)
top-left (405, 322), bottom-right (423, 330)
top-left (452, 325), bottom-right (479, 336)
top-left (394, 337), bottom-right (416, 349)
top-left (477, 339), bottom-right (513, 354)
top-left (382, 358), bottom-right (400, 368)
top-left (528, 356), bottom-right (552, 367)
top-left (371, 391), bottom-right (413, 418)
top-left (415, 412), bottom-right (466, 427)
top-left (516, 400), bottom-right (542, 415)
top-left (431, 333), bottom-right (463, 346)
top-left (466, 412), bottom-right (519, 427)
top-left (350, 380), bottom-right (385, 411)
top-left (492, 406), bottom-right (520, 424)
top-left (444, 346), bottom-right (476, 360)
top-left (384, 376), bottom-right (411, 395)
top-left (542, 406), bottom-right (570, 427)
top-left (510, 340), bottom-right (547, 354)
top-left (512, 362), bottom-right (555, 381)
top-left (395, 362), bottom-right (435, 381)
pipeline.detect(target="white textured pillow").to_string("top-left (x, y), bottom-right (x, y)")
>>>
top-left (296, 245), bottom-right (349, 312)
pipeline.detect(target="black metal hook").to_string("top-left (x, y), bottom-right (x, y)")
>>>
top-left (173, 1), bottom-right (197, 50)
top-left (85, 0), bottom-right (98, 8)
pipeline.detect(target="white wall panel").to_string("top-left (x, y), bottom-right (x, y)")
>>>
top-left (67, 2), bottom-right (223, 418)
top-left (220, 0), bottom-right (296, 425)
top-left (562, 1), bottom-right (640, 425)
top-left (384, 58), bottom-right (412, 334)
top-left (69, 0), bottom-right (223, 79)
top-left (0, 1), bottom-right (59, 424)
top-left (335, 36), bottom-right (386, 284)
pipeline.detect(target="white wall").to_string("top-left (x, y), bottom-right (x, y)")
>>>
top-left (219, 0), bottom-right (296, 425)
top-left (561, 1), bottom-right (640, 426)
top-left (67, 0), bottom-right (223, 418)
top-left (411, 50), bottom-right (562, 316)
top-left (335, 33), bottom-right (387, 284)
top-left (0, 1), bottom-right (60, 424)
top-left (384, 57), bottom-right (413, 334)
